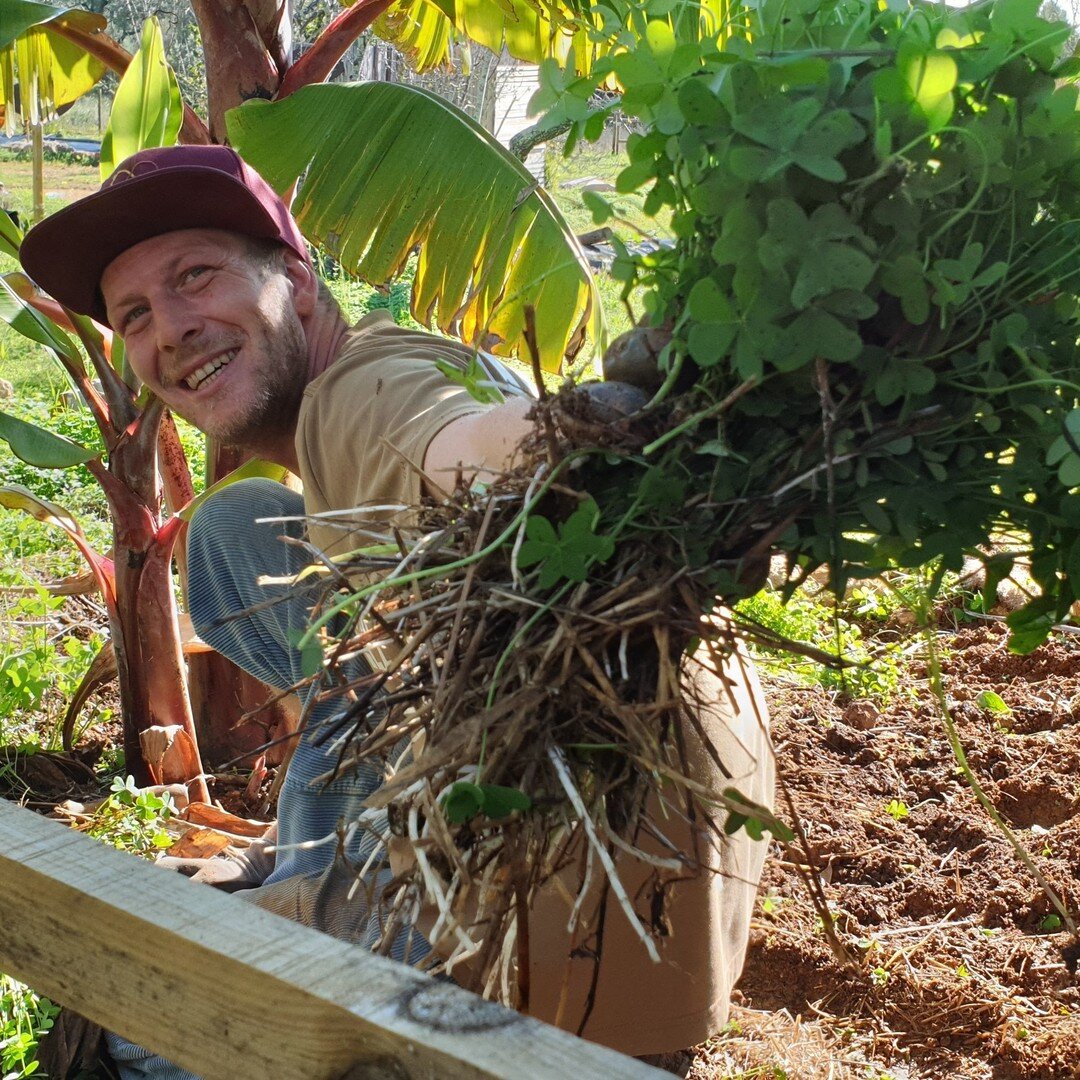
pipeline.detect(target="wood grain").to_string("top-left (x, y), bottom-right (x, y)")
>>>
top-left (0, 799), bottom-right (662, 1079)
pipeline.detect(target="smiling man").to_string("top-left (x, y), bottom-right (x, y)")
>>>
top-left (21, 145), bottom-right (773, 1078)
top-left (102, 230), bottom-right (310, 454)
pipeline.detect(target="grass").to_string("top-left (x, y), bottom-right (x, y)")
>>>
top-left (545, 144), bottom-right (674, 244)
top-left (0, 156), bottom-right (102, 227)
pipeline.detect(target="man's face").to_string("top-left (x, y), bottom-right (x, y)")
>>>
top-left (101, 228), bottom-right (310, 449)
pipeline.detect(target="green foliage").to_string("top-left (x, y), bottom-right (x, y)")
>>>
top-left (0, 973), bottom-right (59, 1079)
top-left (976, 689), bottom-right (1012, 715)
top-left (737, 586), bottom-right (905, 700)
top-left (228, 80), bottom-right (600, 372)
top-left (545, 146), bottom-right (673, 243)
top-left (99, 17), bottom-right (182, 180)
top-left (324, 257), bottom-right (424, 330)
top-left (0, 399), bottom-right (110, 566)
top-left (540, 0), bottom-right (1080, 651)
top-left (517, 496), bottom-right (616, 588)
top-left (83, 774), bottom-right (174, 856)
top-left (0, 409), bottom-right (94, 468)
top-left (723, 786), bottom-right (794, 842)
top-left (0, 583), bottom-right (105, 749)
top-left (442, 781), bottom-right (533, 824)
top-left (433, 356), bottom-right (507, 405)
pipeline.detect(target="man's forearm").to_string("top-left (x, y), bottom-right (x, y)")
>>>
top-left (422, 396), bottom-right (535, 496)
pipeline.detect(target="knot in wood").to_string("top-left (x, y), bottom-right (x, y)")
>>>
top-left (400, 982), bottom-right (520, 1034)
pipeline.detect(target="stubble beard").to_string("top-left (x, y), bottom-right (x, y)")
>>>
top-left (199, 312), bottom-right (309, 454)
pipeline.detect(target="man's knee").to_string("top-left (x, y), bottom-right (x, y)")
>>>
top-left (186, 478), bottom-right (304, 635)
top-left (189, 477), bottom-right (299, 560)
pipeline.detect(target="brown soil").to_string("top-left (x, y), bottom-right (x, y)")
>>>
top-left (695, 619), bottom-right (1080, 1080)
top-left (7, 603), bottom-right (1080, 1078)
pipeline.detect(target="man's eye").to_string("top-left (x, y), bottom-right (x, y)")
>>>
top-left (182, 265), bottom-right (211, 284)
top-left (121, 305), bottom-right (148, 329)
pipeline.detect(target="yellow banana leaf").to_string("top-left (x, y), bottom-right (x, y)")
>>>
top-left (228, 81), bottom-right (602, 371)
top-left (0, 2), bottom-right (106, 129)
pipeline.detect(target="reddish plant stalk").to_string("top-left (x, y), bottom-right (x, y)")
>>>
top-left (276, 0), bottom-right (398, 99)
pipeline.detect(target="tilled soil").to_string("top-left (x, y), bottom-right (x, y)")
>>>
top-left (698, 620), bottom-right (1080, 1079)
top-left (7, 608), bottom-right (1080, 1078)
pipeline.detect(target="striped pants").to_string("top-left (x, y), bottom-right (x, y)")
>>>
top-left (108, 479), bottom-right (424, 1078)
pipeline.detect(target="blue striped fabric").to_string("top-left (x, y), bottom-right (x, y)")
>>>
top-left (107, 479), bottom-right (426, 1079)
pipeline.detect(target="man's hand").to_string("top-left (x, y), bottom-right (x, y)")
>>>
top-left (155, 827), bottom-right (277, 892)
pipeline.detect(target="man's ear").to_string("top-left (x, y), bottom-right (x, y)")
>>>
top-left (282, 250), bottom-right (318, 317)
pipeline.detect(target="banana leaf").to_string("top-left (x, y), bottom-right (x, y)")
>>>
top-left (228, 81), bottom-right (601, 370)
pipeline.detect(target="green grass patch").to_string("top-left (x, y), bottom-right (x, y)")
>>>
top-left (737, 585), bottom-right (908, 702)
top-left (546, 144), bottom-right (673, 244)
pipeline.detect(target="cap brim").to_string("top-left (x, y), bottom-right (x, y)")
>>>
top-left (20, 166), bottom-right (293, 324)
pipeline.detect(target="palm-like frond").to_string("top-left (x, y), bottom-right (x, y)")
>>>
top-left (228, 81), bottom-right (600, 370)
top-left (0, 2), bottom-right (106, 129)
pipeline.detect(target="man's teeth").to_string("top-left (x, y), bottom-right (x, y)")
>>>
top-left (186, 349), bottom-right (237, 390)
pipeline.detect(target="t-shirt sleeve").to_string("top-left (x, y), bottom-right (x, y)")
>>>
top-left (297, 355), bottom-right (494, 554)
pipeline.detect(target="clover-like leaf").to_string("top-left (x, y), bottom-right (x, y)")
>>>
top-left (441, 782), bottom-right (532, 824)
top-left (442, 781), bottom-right (485, 825)
top-left (976, 690), bottom-right (1011, 715)
top-left (722, 787), bottom-right (794, 843)
top-left (1046, 409), bottom-right (1080, 486)
top-left (517, 496), bottom-right (616, 589)
top-left (287, 628), bottom-right (325, 679)
top-left (477, 784), bottom-right (532, 819)
top-left (791, 241), bottom-right (876, 309)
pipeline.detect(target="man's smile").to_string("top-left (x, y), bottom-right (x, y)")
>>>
top-left (181, 347), bottom-right (239, 392)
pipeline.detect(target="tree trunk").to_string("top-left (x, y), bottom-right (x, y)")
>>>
top-left (30, 122), bottom-right (44, 223)
top-left (190, 0), bottom-right (287, 141)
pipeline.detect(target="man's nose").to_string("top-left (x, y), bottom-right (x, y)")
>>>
top-left (155, 297), bottom-right (203, 352)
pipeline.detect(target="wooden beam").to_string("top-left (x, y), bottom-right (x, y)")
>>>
top-left (0, 800), bottom-right (662, 1080)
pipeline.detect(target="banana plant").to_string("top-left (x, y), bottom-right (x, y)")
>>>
top-left (11, 0), bottom-right (609, 369)
top-left (0, 1), bottom-right (107, 222)
top-left (0, 0), bottom-right (711, 772)
top-left (0, 19), bottom-right (300, 793)
top-left (0, 267), bottom-right (210, 803)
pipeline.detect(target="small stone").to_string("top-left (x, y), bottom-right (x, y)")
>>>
top-left (842, 700), bottom-right (880, 730)
top-left (824, 722), bottom-right (869, 755)
top-left (0, 378), bottom-right (13, 399)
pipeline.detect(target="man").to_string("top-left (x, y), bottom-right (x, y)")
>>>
top-left (21, 145), bottom-right (773, 1076)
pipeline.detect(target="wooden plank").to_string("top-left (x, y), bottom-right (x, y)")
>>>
top-left (0, 800), bottom-right (663, 1080)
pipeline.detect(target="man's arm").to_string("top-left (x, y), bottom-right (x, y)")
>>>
top-left (422, 396), bottom-right (535, 496)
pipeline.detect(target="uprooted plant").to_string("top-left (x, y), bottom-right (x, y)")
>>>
top-left (283, 0), bottom-right (1080, 1009)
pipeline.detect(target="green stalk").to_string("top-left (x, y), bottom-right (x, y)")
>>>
top-left (904, 576), bottom-right (1079, 941)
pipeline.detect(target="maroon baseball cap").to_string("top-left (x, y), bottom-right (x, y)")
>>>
top-left (20, 145), bottom-right (310, 325)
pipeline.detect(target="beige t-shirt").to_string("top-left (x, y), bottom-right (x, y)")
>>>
top-left (292, 311), bottom-right (773, 1055)
top-left (296, 309), bottom-right (529, 558)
